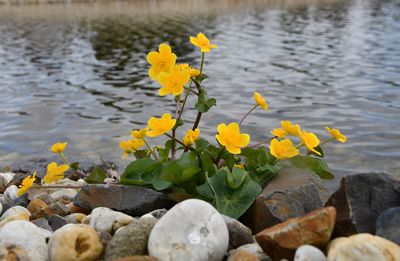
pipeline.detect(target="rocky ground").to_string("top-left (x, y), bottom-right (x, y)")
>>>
top-left (0, 167), bottom-right (399, 261)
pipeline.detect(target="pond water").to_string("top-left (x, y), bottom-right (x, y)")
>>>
top-left (0, 0), bottom-right (399, 188)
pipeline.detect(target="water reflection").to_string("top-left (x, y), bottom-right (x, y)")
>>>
top-left (0, 0), bottom-right (399, 190)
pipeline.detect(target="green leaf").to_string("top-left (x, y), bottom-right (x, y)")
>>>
top-left (311, 145), bottom-right (324, 158)
top-left (173, 119), bottom-right (185, 130)
top-left (207, 145), bottom-right (236, 169)
top-left (151, 164), bottom-right (173, 190)
top-left (161, 152), bottom-right (201, 185)
top-left (85, 166), bottom-right (106, 184)
top-left (196, 73), bottom-right (208, 83)
top-left (202, 168), bottom-right (262, 219)
top-left (195, 138), bottom-right (209, 152)
top-left (120, 158), bottom-right (161, 185)
top-left (70, 162), bottom-right (80, 171)
top-left (195, 89), bottom-right (216, 113)
top-left (157, 140), bottom-right (173, 161)
top-left (288, 155), bottom-right (335, 180)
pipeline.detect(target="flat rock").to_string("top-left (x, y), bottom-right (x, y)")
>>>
top-left (73, 184), bottom-right (174, 216)
top-left (255, 206), bottom-right (336, 260)
top-left (327, 233), bottom-right (400, 261)
top-left (105, 218), bottom-right (157, 261)
top-left (240, 167), bottom-right (329, 233)
top-left (148, 199), bottom-right (229, 261)
top-left (0, 220), bottom-right (49, 261)
top-left (325, 172), bottom-right (400, 236)
top-left (376, 207), bottom-right (400, 245)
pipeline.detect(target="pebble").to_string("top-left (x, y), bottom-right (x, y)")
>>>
top-left (0, 172), bottom-right (15, 192)
top-left (376, 207), bottom-right (400, 245)
top-left (89, 207), bottom-right (134, 234)
top-left (294, 245), bottom-right (327, 261)
top-left (141, 208), bottom-right (168, 219)
top-left (0, 220), bottom-right (49, 261)
top-left (148, 199), bottom-right (229, 261)
top-left (0, 206), bottom-right (31, 228)
top-left (0, 244), bottom-right (30, 261)
top-left (48, 214), bottom-right (68, 231)
top-left (223, 215), bottom-right (254, 249)
top-left (48, 224), bottom-right (103, 261)
top-left (64, 213), bottom-right (87, 224)
top-left (327, 233), bottom-right (400, 261)
top-left (105, 218), bottom-right (157, 261)
top-left (50, 189), bottom-right (78, 203)
top-left (4, 185), bottom-right (19, 201)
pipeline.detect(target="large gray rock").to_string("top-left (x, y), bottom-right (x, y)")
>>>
top-left (376, 207), bottom-right (400, 245)
top-left (104, 218), bottom-right (157, 261)
top-left (326, 172), bottom-right (400, 236)
top-left (240, 167), bottom-right (329, 233)
top-left (148, 199), bottom-right (229, 261)
top-left (73, 184), bottom-right (174, 216)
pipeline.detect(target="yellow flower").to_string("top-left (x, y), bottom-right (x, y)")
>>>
top-left (17, 172), bottom-right (36, 196)
top-left (190, 33), bottom-right (218, 53)
top-left (269, 138), bottom-right (299, 160)
top-left (50, 142), bottom-right (68, 154)
top-left (189, 68), bottom-right (200, 77)
top-left (44, 162), bottom-right (70, 184)
top-left (325, 127), bottom-right (347, 143)
top-left (281, 121), bottom-right (301, 136)
top-left (119, 139), bottom-right (145, 157)
top-left (234, 163), bottom-right (245, 170)
top-left (157, 65), bottom-right (190, 96)
top-left (131, 128), bottom-right (148, 139)
top-left (216, 122), bottom-right (250, 154)
top-left (253, 92), bottom-right (269, 111)
top-left (183, 128), bottom-right (200, 146)
top-left (177, 63), bottom-right (201, 78)
top-left (147, 113), bottom-right (177, 138)
top-left (147, 43), bottom-right (177, 80)
top-left (299, 131), bottom-right (321, 155)
top-left (271, 128), bottom-right (287, 138)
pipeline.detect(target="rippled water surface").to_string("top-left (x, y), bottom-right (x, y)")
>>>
top-left (0, 0), bottom-right (399, 186)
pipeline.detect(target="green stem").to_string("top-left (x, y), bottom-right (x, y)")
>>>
top-left (164, 133), bottom-right (187, 148)
top-left (321, 137), bottom-right (335, 146)
top-left (143, 138), bottom-right (158, 160)
top-left (239, 105), bottom-right (258, 126)
top-left (205, 171), bottom-right (219, 209)
top-left (214, 147), bottom-right (226, 164)
top-left (200, 52), bottom-right (205, 74)
top-left (60, 153), bottom-right (71, 166)
top-left (184, 86), bottom-right (199, 96)
top-left (192, 52), bottom-right (206, 131)
top-left (178, 81), bottom-right (192, 121)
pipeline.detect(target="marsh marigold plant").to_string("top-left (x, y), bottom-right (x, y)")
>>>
top-left (20, 33), bottom-right (347, 220)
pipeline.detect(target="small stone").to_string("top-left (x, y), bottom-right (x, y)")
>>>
top-left (294, 245), bottom-right (327, 261)
top-left (73, 184), bottom-right (174, 216)
top-left (49, 201), bottom-right (70, 216)
top-left (241, 167), bottom-right (329, 233)
top-left (141, 209), bottom-right (168, 219)
top-left (0, 206), bottom-right (31, 228)
top-left (325, 172), bottom-right (400, 236)
top-left (0, 203), bottom-right (2, 215)
top-left (148, 199), bottom-right (229, 261)
top-left (50, 188), bottom-right (78, 203)
top-left (227, 249), bottom-right (259, 261)
top-left (105, 218), bottom-right (157, 261)
top-left (376, 207), bottom-right (400, 245)
top-left (27, 198), bottom-right (53, 219)
top-left (0, 172), bottom-right (15, 193)
top-left (255, 207), bottom-right (336, 260)
top-left (237, 243), bottom-right (271, 261)
top-left (48, 214), bottom-right (68, 231)
top-left (48, 224), bottom-right (103, 261)
top-left (31, 217), bottom-right (53, 231)
top-left (89, 207), bottom-right (134, 234)
top-left (64, 213), bottom-right (87, 224)
top-left (0, 244), bottom-right (30, 261)
top-left (4, 185), bottom-right (19, 201)
top-left (0, 220), bottom-right (48, 261)
top-left (223, 215), bottom-right (254, 249)
top-left (327, 233), bottom-right (400, 261)
top-left (32, 192), bottom-right (54, 205)
top-left (0, 192), bottom-right (29, 214)
top-left (111, 256), bottom-right (159, 261)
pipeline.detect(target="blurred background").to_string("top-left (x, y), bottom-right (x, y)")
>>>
top-left (0, 0), bottom-right (399, 189)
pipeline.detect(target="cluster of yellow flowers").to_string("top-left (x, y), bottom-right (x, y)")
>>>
top-left (118, 32), bottom-right (347, 167)
top-left (18, 142), bottom-right (70, 196)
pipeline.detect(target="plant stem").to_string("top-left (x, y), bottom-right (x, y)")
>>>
top-left (214, 147), bottom-right (226, 164)
top-left (143, 138), bottom-right (158, 160)
top-left (321, 137), bottom-right (335, 146)
top-left (164, 133), bottom-right (186, 148)
top-left (171, 96), bottom-right (181, 160)
top-left (34, 185), bottom-right (84, 189)
top-left (184, 86), bottom-right (199, 96)
top-left (60, 153), bottom-right (71, 166)
top-left (192, 52), bottom-right (206, 131)
top-left (239, 105), bottom-right (258, 126)
top-left (200, 52), bottom-right (205, 74)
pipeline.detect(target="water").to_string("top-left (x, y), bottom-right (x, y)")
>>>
top-left (0, 0), bottom-right (399, 188)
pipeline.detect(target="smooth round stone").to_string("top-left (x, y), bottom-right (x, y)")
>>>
top-left (294, 245), bottom-right (327, 261)
top-left (327, 233), bottom-right (400, 261)
top-left (89, 207), bottom-right (134, 234)
top-left (50, 189), bottom-right (78, 202)
top-left (4, 185), bottom-right (18, 201)
top-left (0, 203), bottom-right (2, 216)
top-left (0, 206), bottom-right (31, 228)
top-left (0, 172), bottom-right (15, 191)
top-left (376, 207), bottom-right (400, 245)
top-left (48, 224), bottom-right (103, 261)
top-left (105, 218), bottom-right (157, 261)
top-left (148, 199), bottom-right (229, 261)
top-left (0, 244), bottom-right (30, 261)
top-left (237, 243), bottom-right (271, 261)
top-left (0, 220), bottom-right (49, 261)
